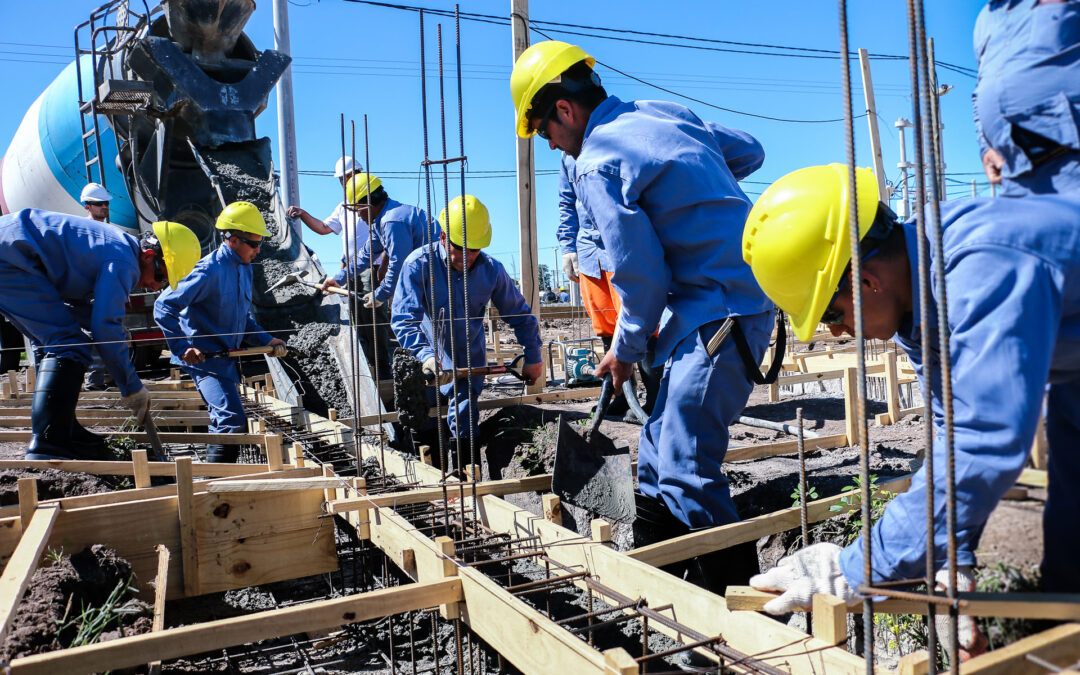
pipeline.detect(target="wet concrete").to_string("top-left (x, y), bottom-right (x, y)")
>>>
top-left (392, 348), bottom-right (428, 430)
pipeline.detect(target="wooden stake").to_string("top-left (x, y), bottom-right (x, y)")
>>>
top-left (352, 478), bottom-right (370, 540)
top-left (0, 504), bottom-right (59, 644)
top-left (264, 434), bottom-right (283, 472)
top-left (6, 370), bottom-right (18, 396)
top-left (897, 650), bottom-right (930, 675)
top-left (25, 366), bottom-right (35, 394)
top-left (132, 450), bottom-right (151, 489)
top-left (291, 442), bottom-right (305, 468)
top-left (843, 367), bottom-right (858, 446)
top-left (435, 536), bottom-right (460, 619)
top-left (175, 457), bottom-right (198, 597)
top-left (603, 647), bottom-right (639, 674)
top-left (17, 477), bottom-right (36, 532)
top-left (883, 350), bottom-right (900, 426)
top-left (811, 594), bottom-right (847, 645)
top-left (590, 519), bottom-right (612, 545)
top-left (419, 444), bottom-right (432, 466)
top-left (148, 544), bottom-right (170, 675)
top-left (542, 494), bottom-right (562, 526)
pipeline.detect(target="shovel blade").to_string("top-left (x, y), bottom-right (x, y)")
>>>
top-left (552, 415), bottom-right (635, 523)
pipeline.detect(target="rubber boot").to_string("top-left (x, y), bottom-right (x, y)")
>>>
top-left (27, 357), bottom-right (110, 461)
top-left (625, 335), bottom-right (662, 424)
top-left (632, 491), bottom-right (692, 580)
top-left (598, 336), bottom-right (629, 417)
top-left (683, 538), bottom-right (760, 596)
top-left (206, 444), bottom-right (240, 463)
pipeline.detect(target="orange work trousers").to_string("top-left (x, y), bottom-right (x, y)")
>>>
top-left (579, 270), bottom-right (622, 338)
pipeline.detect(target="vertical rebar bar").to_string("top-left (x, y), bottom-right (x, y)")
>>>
top-left (912, 1), bottom-right (959, 670)
top-left (340, 115), bottom-right (363, 476)
top-left (361, 116), bottom-right (388, 481)
top-left (797, 407), bottom-right (808, 546)
top-left (836, 2), bottom-right (873, 670)
top-left (904, 0), bottom-right (939, 664)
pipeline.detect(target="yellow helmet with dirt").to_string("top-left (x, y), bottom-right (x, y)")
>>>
top-left (151, 221), bottom-right (201, 288)
top-left (510, 40), bottom-right (595, 139)
top-left (215, 201), bottom-right (270, 236)
top-left (741, 164), bottom-right (880, 342)
top-left (345, 173), bottom-right (383, 206)
top-left (440, 195), bottom-right (492, 249)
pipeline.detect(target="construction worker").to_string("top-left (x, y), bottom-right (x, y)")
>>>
top-left (155, 202), bottom-right (287, 463)
top-left (80, 182), bottom-right (116, 390)
top-left (557, 153), bottom-right (660, 420)
top-left (391, 195), bottom-right (543, 461)
top-left (325, 174), bottom-right (438, 376)
top-left (973, 0), bottom-right (1080, 195)
top-left (286, 156), bottom-right (369, 267)
top-left (0, 209), bottom-right (199, 460)
top-left (557, 286), bottom-right (570, 303)
top-left (511, 41), bottom-right (774, 591)
top-left (743, 165), bottom-right (1080, 619)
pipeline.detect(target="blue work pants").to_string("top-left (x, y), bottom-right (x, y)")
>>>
top-left (637, 311), bottom-right (773, 529)
top-left (1043, 378), bottom-right (1080, 592)
top-left (426, 376), bottom-right (483, 440)
top-left (189, 369), bottom-right (247, 435)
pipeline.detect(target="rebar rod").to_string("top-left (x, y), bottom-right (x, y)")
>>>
top-left (797, 407), bottom-right (809, 546)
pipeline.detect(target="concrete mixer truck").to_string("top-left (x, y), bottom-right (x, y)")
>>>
top-left (0, 0), bottom-right (384, 426)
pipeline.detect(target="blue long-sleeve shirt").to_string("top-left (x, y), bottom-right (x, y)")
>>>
top-left (571, 96), bottom-right (772, 365)
top-left (0, 209), bottom-right (143, 395)
top-left (839, 194), bottom-right (1080, 587)
top-left (336, 198), bottom-right (439, 303)
top-left (556, 154), bottom-right (612, 279)
top-left (154, 243), bottom-right (273, 381)
top-left (391, 244), bottom-right (542, 374)
top-left (973, 0), bottom-right (1080, 193)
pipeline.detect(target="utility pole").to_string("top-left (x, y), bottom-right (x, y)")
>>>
top-left (928, 38), bottom-right (947, 199)
top-left (858, 48), bottom-right (888, 202)
top-left (895, 118), bottom-right (913, 219)
top-left (511, 0), bottom-right (540, 321)
top-left (971, 180), bottom-right (977, 198)
top-left (273, 0), bottom-right (300, 232)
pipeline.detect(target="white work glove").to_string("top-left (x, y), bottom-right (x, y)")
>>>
top-left (934, 566), bottom-right (988, 661)
top-left (270, 343), bottom-right (288, 358)
top-left (749, 543), bottom-right (860, 614)
top-left (422, 357), bottom-right (453, 386)
top-left (361, 292), bottom-right (383, 309)
top-left (561, 252), bottom-right (580, 282)
top-left (120, 386), bottom-right (152, 423)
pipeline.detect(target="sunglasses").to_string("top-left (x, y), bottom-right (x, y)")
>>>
top-left (231, 233), bottom-right (263, 249)
top-left (534, 101), bottom-right (558, 141)
top-left (820, 245), bottom-right (887, 326)
top-left (85, 201), bottom-right (109, 207)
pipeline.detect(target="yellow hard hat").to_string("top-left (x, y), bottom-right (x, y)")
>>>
top-left (742, 164), bottom-right (880, 343)
top-left (151, 221), bottom-right (201, 288)
top-left (345, 173), bottom-right (383, 206)
top-left (440, 195), bottom-right (492, 249)
top-left (215, 201), bottom-right (270, 236)
top-left (510, 40), bottom-right (595, 139)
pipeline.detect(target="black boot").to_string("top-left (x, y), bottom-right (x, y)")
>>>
top-left (27, 357), bottom-right (110, 461)
top-left (684, 538), bottom-right (759, 596)
top-left (632, 491), bottom-right (693, 580)
top-left (206, 444), bottom-right (240, 463)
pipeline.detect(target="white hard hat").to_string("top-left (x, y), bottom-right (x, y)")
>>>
top-left (333, 156), bottom-right (363, 179)
top-left (80, 183), bottom-right (113, 203)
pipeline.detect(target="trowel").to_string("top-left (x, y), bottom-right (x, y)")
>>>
top-left (551, 374), bottom-right (636, 523)
top-left (266, 269), bottom-right (357, 298)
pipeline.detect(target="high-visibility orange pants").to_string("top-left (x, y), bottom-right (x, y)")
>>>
top-left (579, 270), bottom-right (622, 338)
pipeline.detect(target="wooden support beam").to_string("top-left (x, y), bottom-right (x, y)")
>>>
top-left (132, 450), bottom-right (151, 489)
top-left (898, 650), bottom-right (931, 675)
top-left (0, 459), bottom-right (294, 478)
top-left (590, 519), bottom-right (612, 544)
top-left (883, 350), bottom-right (900, 425)
top-left (350, 386), bottom-right (604, 427)
top-left (603, 647), bottom-right (638, 675)
top-left (843, 367), bottom-right (858, 445)
top-left (0, 431), bottom-right (264, 444)
top-left (175, 458), bottom-right (198, 597)
top-left (8, 579), bottom-right (464, 675)
top-left (726, 586), bottom-right (1080, 620)
top-left (628, 475), bottom-right (913, 568)
top-left (148, 544), bottom-right (170, 675)
top-left (959, 623), bottom-right (1080, 675)
top-left (875, 404), bottom-right (921, 426)
top-left (543, 493), bottom-right (563, 526)
top-left (0, 504), bottom-right (59, 643)
top-left (726, 433), bottom-right (848, 463)
top-left (264, 433), bottom-right (283, 471)
top-left (326, 474), bottom-right (552, 513)
top-left (435, 536), bottom-right (460, 620)
top-left (811, 594), bottom-right (847, 645)
top-left (1017, 468), bottom-right (1048, 489)
top-left (17, 477), bottom-right (36, 531)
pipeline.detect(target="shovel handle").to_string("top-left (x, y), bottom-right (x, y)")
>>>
top-left (320, 284), bottom-right (353, 297)
top-left (590, 374), bottom-right (615, 436)
top-left (424, 355), bottom-right (528, 384)
top-left (206, 346), bottom-right (278, 358)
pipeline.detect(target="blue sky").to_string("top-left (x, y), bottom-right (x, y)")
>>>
top-left (0, 1), bottom-right (986, 284)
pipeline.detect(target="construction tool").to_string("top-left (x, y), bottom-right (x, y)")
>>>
top-left (203, 346), bottom-right (281, 359)
top-left (265, 269), bottom-right (357, 298)
top-left (551, 374), bottom-right (636, 523)
top-left (142, 415), bottom-right (168, 463)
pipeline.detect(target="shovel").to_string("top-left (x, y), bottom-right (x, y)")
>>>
top-left (266, 269), bottom-right (357, 298)
top-left (551, 373), bottom-right (636, 523)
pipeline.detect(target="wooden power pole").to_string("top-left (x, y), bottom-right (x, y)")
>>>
top-left (858, 48), bottom-right (889, 203)
top-left (511, 0), bottom-right (539, 322)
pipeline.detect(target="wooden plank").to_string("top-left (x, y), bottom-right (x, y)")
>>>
top-left (148, 544), bottom-right (169, 675)
top-left (627, 475), bottom-right (913, 568)
top-left (176, 458), bottom-right (198, 597)
top-left (17, 478), bottom-right (36, 531)
top-left (7, 579), bottom-right (464, 675)
top-left (326, 474), bottom-right (552, 514)
top-left (726, 433), bottom-right (848, 463)
top-left (883, 350), bottom-right (900, 424)
top-left (132, 450), bottom-right (151, 489)
top-left (1017, 468), bottom-right (1048, 489)
top-left (898, 650), bottom-right (931, 675)
top-left (0, 431), bottom-right (263, 444)
top-left (811, 594), bottom-right (847, 645)
top-left (351, 387), bottom-right (604, 427)
top-left (0, 504), bottom-right (59, 643)
top-left (959, 623), bottom-right (1080, 675)
top-left (603, 648), bottom-right (638, 675)
top-left (0, 459), bottom-right (293, 478)
top-left (843, 367), bottom-right (858, 445)
top-left (726, 586), bottom-right (1080, 620)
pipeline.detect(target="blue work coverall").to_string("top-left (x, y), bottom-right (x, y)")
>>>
top-left (973, 0), bottom-right (1080, 195)
top-left (572, 96), bottom-right (774, 530)
top-left (391, 244), bottom-right (542, 439)
top-left (334, 198), bottom-right (439, 304)
top-left (839, 195), bottom-right (1080, 593)
top-left (557, 154), bottom-right (612, 280)
top-left (155, 243), bottom-right (274, 434)
top-left (0, 209), bottom-right (143, 395)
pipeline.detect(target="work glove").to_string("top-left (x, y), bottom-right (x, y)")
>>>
top-left (362, 292), bottom-right (383, 309)
top-left (270, 343), bottom-right (288, 358)
top-left (120, 386), bottom-right (153, 424)
top-left (561, 252), bottom-right (580, 282)
top-left (749, 543), bottom-right (860, 614)
top-left (934, 566), bottom-right (988, 662)
top-left (422, 356), bottom-right (453, 386)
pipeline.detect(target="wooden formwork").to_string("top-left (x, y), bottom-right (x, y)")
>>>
top-left (0, 371), bottom-right (1072, 674)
